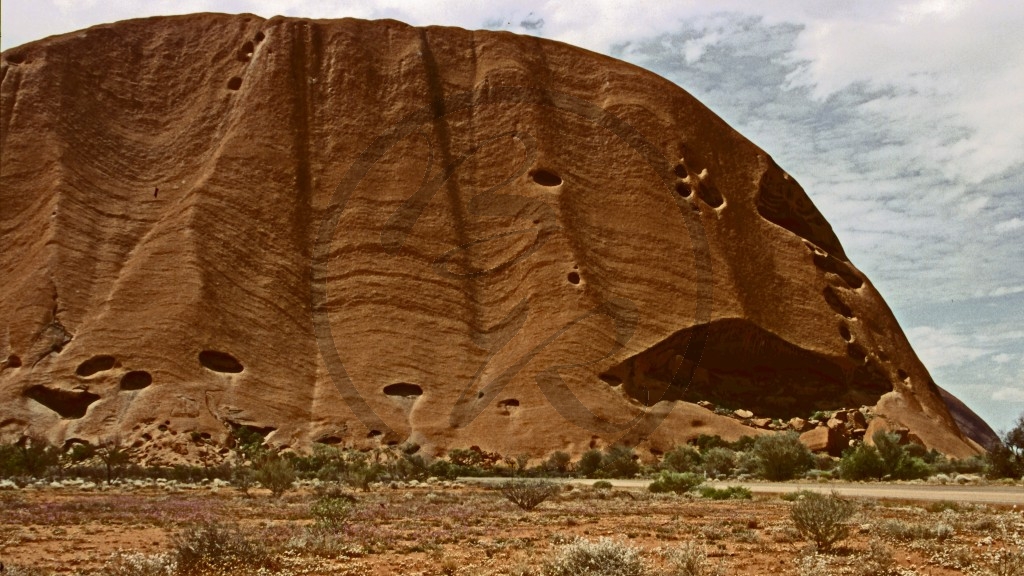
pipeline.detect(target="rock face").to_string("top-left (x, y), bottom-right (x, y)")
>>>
top-left (0, 14), bottom-right (985, 462)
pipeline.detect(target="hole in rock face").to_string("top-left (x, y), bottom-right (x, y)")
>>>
top-left (23, 386), bottom-right (99, 419)
top-left (226, 77), bottom-right (242, 90)
top-left (199, 350), bottom-right (244, 373)
top-left (823, 286), bottom-right (854, 319)
top-left (5, 53), bottom-right (25, 64)
top-left (897, 369), bottom-right (908, 380)
top-left (383, 383), bottom-right (423, 398)
top-left (530, 169), bottom-right (562, 187)
top-left (567, 271), bottom-right (581, 285)
top-left (696, 182), bottom-right (724, 208)
top-left (237, 41), bottom-right (254, 61)
top-left (368, 429), bottom-right (382, 438)
top-left (76, 355), bottom-right (116, 377)
top-left (846, 343), bottom-right (868, 363)
top-left (5, 355), bottom-right (21, 368)
top-left (254, 31), bottom-right (266, 42)
top-left (838, 324), bottom-right (852, 342)
top-left (477, 391), bottom-right (485, 398)
top-left (675, 182), bottom-right (691, 198)
top-left (120, 370), bottom-right (152, 390)
top-left (599, 373), bottom-right (622, 386)
top-left (316, 436), bottom-right (342, 445)
top-left (498, 398), bottom-right (520, 407)
top-left (691, 419), bottom-right (705, 427)
top-left (674, 164), bottom-right (687, 178)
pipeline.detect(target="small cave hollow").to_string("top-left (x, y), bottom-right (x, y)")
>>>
top-left (227, 76), bottom-right (243, 90)
top-left (567, 271), bottom-right (581, 285)
top-left (599, 373), bottom-right (622, 386)
top-left (599, 318), bottom-right (891, 420)
top-left (813, 253), bottom-right (864, 289)
top-left (675, 182), bottom-right (692, 198)
top-left (823, 286), bottom-right (854, 319)
top-left (530, 169), bottom-right (562, 187)
top-left (316, 436), bottom-right (343, 445)
top-left (5, 53), bottom-right (26, 64)
top-left (383, 383), bottom-right (423, 398)
top-left (696, 182), bottom-right (724, 208)
top-left (237, 41), bottom-right (254, 61)
top-left (367, 429), bottom-right (382, 438)
top-left (5, 355), bottom-right (21, 368)
top-left (838, 323), bottom-right (852, 342)
top-left (76, 355), bottom-right (116, 377)
top-left (120, 370), bottom-right (152, 391)
top-left (897, 369), bottom-right (909, 380)
top-left (674, 163), bottom-right (688, 178)
top-left (254, 31), bottom-right (266, 43)
top-left (199, 350), bottom-right (244, 373)
top-left (497, 398), bottom-right (520, 408)
top-left (23, 385), bottom-right (100, 419)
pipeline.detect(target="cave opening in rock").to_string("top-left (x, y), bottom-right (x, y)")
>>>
top-left (599, 318), bottom-right (891, 419)
top-left (383, 383), bottom-right (423, 398)
top-left (23, 386), bottom-right (100, 419)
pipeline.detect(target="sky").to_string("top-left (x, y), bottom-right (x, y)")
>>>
top-left (3, 1), bottom-right (1022, 434)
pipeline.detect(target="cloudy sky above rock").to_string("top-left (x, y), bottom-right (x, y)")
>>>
top-left (4, 0), bottom-right (1022, 433)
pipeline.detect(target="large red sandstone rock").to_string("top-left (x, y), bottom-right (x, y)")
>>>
top-left (0, 14), bottom-right (985, 463)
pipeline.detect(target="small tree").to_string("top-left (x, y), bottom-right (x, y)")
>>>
top-left (96, 437), bottom-right (132, 484)
top-left (576, 449), bottom-right (605, 478)
top-left (661, 445), bottom-right (702, 473)
top-left (602, 445), bottom-right (640, 479)
top-left (987, 413), bottom-right (1024, 479)
top-left (790, 491), bottom-right (855, 552)
top-left (15, 436), bottom-right (60, 478)
top-left (500, 478), bottom-right (561, 511)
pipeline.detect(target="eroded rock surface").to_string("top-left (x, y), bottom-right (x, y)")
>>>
top-left (0, 14), bottom-right (983, 461)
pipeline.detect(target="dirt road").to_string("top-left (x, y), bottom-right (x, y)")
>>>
top-left (461, 477), bottom-right (1024, 504)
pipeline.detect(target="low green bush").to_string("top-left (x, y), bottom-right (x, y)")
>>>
top-left (699, 485), bottom-right (752, 500)
top-left (648, 471), bottom-right (704, 494)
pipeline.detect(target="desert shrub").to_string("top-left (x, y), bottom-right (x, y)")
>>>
top-left (699, 485), bottom-right (751, 500)
top-left (989, 549), bottom-right (1024, 576)
top-left (876, 520), bottom-right (953, 541)
top-left (701, 448), bottom-right (736, 477)
top-left (542, 537), bottom-right (650, 576)
top-left (780, 489), bottom-right (818, 502)
top-left (789, 490), bottom-right (855, 552)
top-left (690, 434), bottom-right (730, 451)
top-left (576, 449), bottom-right (605, 478)
top-left (648, 471), bottom-right (704, 494)
top-left (427, 458), bottom-right (458, 480)
top-left (310, 494), bottom-right (352, 532)
top-left (872, 432), bottom-right (930, 480)
top-left (662, 541), bottom-right (723, 576)
top-left (838, 444), bottom-right (887, 480)
top-left (100, 551), bottom-right (176, 576)
top-left (254, 455), bottom-right (295, 497)
top-left (593, 480), bottom-right (614, 490)
top-left (171, 522), bottom-right (278, 575)
top-left (3, 565), bottom-right (54, 576)
top-left (544, 451), bottom-right (573, 476)
top-left (601, 445), bottom-right (641, 479)
top-left (751, 432), bottom-right (814, 480)
top-left (500, 478), bottom-right (561, 511)
top-left (230, 466), bottom-right (256, 495)
top-left (661, 446), bottom-right (702, 473)
top-left (855, 540), bottom-right (897, 576)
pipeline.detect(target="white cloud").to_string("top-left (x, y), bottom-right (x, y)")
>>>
top-left (905, 325), bottom-right (992, 369)
top-left (994, 218), bottom-right (1024, 233)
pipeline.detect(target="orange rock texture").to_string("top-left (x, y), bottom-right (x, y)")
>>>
top-left (0, 14), bottom-right (987, 463)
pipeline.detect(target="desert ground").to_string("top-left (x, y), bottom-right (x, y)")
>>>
top-left (2, 479), bottom-right (1022, 576)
